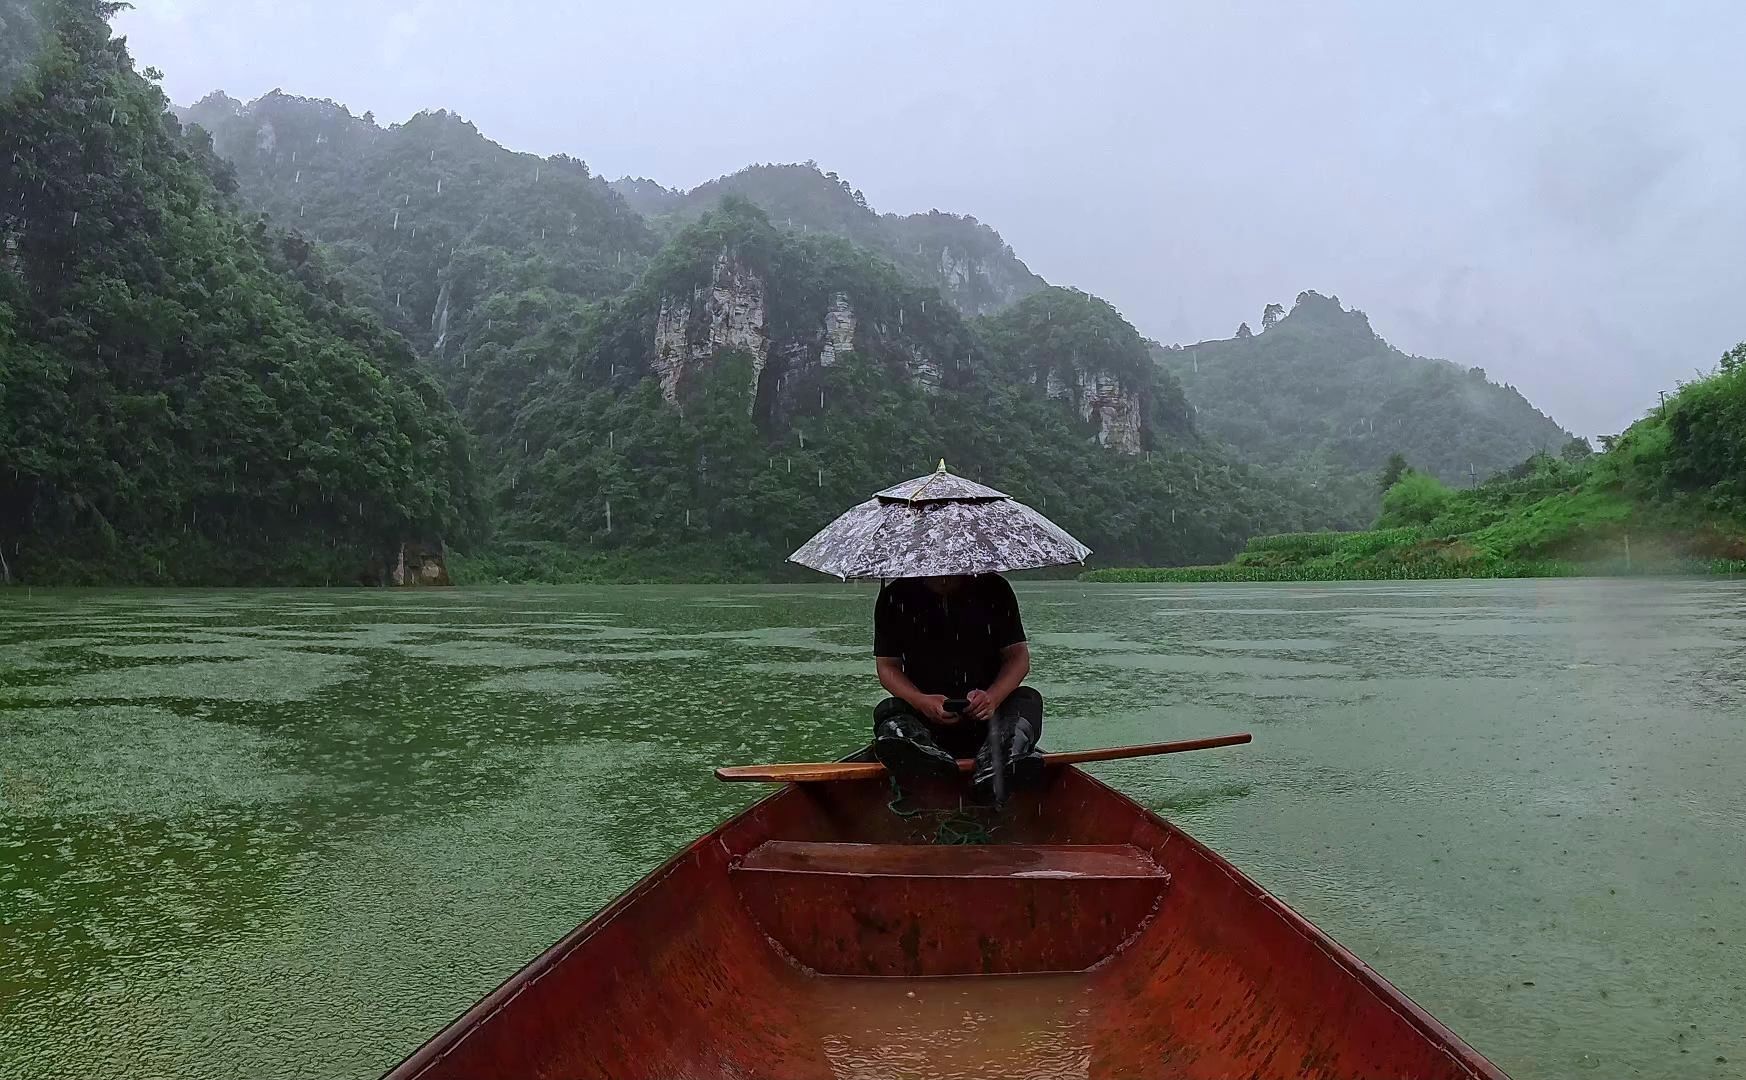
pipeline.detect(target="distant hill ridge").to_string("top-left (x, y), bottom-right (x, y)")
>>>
top-left (1157, 290), bottom-right (1573, 519)
top-left (610, 163), bottom-right (1044, 316)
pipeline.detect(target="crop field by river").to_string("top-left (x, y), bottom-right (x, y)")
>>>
top-left (2, 580), bottom-right (1743, 1079)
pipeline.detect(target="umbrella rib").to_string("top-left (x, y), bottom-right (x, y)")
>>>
top-left (906, 462), bottom-right (950, 504)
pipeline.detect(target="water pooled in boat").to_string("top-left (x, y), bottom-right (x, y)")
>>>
top-left (814, 974), bottom-right (1092, 1080)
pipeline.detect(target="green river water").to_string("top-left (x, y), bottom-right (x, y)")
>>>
top-left (1, 580), bottom-right (1743, 1079)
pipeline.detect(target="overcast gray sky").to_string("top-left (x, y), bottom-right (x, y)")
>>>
top-left (116, 0), bottom-right (1746, 437)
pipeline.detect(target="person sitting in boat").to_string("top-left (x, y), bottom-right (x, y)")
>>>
top-left (871, 572), bottom-right (1043, 799)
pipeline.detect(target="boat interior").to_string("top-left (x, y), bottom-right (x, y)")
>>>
top-left (387, 767), bottom-right (1502, 1080)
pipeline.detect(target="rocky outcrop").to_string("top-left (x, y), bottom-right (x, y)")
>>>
top-left (818, 293), bottom-right (856, 367)
top-left (390, 541), bottom-right (450, 586)
top-left (651, 252), bottom-right (769, 408)
top-left (939, 247), bottom-right (975, 294)
top-left (1041, 368), bottom-right (1145, 454)
top-left (430, 279), bottom-right (452, 355)
top-left (908, 346), bottom-right (943, 393)
top-left (1082, 374), bottom-right (1143, 453)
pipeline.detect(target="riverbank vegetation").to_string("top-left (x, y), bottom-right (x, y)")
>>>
top-left (1088, 345), bottom-right (1746, 583)
top-left (0, 0), bottom-right (480, 586)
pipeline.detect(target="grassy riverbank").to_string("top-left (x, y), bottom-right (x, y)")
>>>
top-left (1086, 497), bottom-right (1746, 584)
top-left (1085, 548), bottom-right (1746, 583)
top-left (1089, 345), bottom-right (1746, 584)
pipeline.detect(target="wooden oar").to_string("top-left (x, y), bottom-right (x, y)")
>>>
top-left (714, 732), bottom-right (1252, 783)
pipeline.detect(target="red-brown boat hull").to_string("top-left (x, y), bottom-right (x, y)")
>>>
top-left (383, 767), bottom-right (1508, 1079)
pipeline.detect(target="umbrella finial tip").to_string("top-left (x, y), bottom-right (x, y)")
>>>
top-left (936, 458), bottom-right (948, 473)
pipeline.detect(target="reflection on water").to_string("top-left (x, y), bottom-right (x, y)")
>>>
top-left (2, 579), bottom-right (1744, 1079)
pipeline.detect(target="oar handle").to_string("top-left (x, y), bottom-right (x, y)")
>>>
top-left (714, 732), bottom-right (1252, 783)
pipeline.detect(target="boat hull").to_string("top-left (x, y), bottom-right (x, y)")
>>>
top-left (383, 767), bottom-right (1507, 1079)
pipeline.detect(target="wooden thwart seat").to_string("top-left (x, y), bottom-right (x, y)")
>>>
top-left (733, 842), bottom-right (1169, 976)
top-left (738, 840), bottom-right (1166, 879)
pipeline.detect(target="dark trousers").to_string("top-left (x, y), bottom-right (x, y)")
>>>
top-left (872, 686), bottom-right (1044, 759)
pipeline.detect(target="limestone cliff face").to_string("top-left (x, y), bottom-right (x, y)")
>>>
top-left (1041, 366), bottom-right (1146, 454)
top-left (818, 293), bottom-right (856, 367)
top-left (651, 252), bottom-right (769, 408)
top-left (648, 248), bottom-right (959, 421)
top-left (775, 293), bottom-right (943, 408)
top-left (389, 541), bottom-right (451, 586)
top-left (907, 346), bottom-right (944, 392)
top-left (1081, 373), bottom-right (1144, 454)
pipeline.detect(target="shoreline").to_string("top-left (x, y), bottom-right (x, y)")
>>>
top-left (1083, 558), bottom-right (1746, 584)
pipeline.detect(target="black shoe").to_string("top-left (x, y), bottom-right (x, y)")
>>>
top-left (971, 751), bottom-right (1045, 803)
top-left (1008, 750), bottom-right (1046, 789)
top-left (874, 734), bottom-right (960, 782)
top-left (973, 703), bottom-right (1045, 803)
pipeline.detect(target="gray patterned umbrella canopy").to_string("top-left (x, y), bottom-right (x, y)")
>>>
top-left (788, 462), bottom-right (1092, 579)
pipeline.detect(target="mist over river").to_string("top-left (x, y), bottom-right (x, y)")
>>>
top-left (2, 580), bottom-right (1742, 1079)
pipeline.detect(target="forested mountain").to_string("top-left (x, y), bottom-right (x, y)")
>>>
top-left (165, 88), bottom-right (1340, 574)
top-left (611, 164), bottom-right (1044, 316)
top-left (2, 3), bottom-right (1585, 585)
top-left (1157, 291), bottom-right (1573, 521)
top-left (179, 90), bottom-right (657, 354)
top-left (0, 0), bottom-right (478, 584)
top-left (484, 198), bottom-right (1334, 570)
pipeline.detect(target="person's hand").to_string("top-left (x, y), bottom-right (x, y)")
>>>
top-left (915, 694), bottom-right (959, 725)
top-left (965, 689), bottom-right (997, 722)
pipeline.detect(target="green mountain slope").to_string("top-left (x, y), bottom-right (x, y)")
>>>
top-left (486, 199), bottom-right (1334, 573)
top-left (0, 0), bottom-right (478, 584)
top-left (611, 163), bottom-right (1044, 316)
top-left (179, 90), bottom-right (657, 365)
top-left (177, 92), bottom-right (1339, 574)
top-left (1158, 291), bottom-right (1573, 519)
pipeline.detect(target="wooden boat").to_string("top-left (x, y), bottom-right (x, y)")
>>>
top-left (384, 741), bottom-right (1508, 1080)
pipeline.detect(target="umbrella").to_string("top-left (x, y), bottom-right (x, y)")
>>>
top-left (788, 461), bottom-right (1092, 580)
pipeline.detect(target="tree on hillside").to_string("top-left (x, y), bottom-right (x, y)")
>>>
top-left (1261, 303), bottom-right (1284, 331)
top-left (1235, 322), bottom-right (1253, 338)
top-left (1378, 471), bottom-right (1452, 526)
top-left (1378, 452), bottom-right (1410, 492)
top-left (1560, 436), bottom-right (1594, 463)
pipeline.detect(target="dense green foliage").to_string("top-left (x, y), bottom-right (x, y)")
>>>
top-left (1157, 291), bottom-right (1572, 521)
top-left (488, 201), bottom-right (1336, 571)
top-left (1377, 471), bottom-right (1454, 526)
top-left (1090, 347), bottom-right (1746, 582)
top-left (179, 90), bottom-right (657, 440)
top-left (975, 286), bottom-right (1194, 440)
top-left (0, 0), bottom-right (479, 584)
top-left (178, 86), bottom-right (1357, 576)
